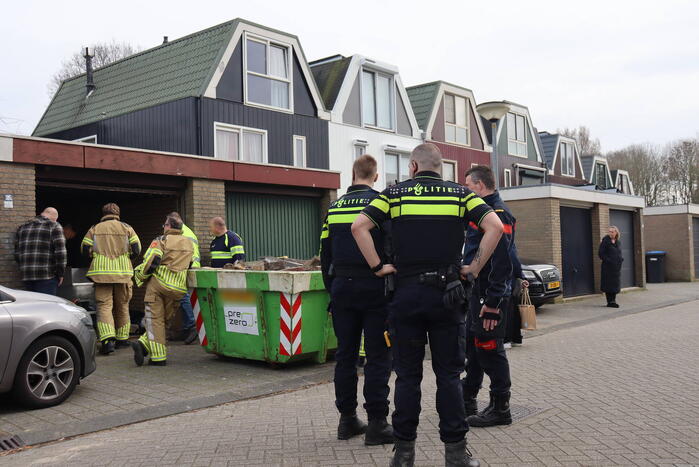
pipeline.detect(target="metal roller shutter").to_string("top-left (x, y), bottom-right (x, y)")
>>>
top-left (560, 207), bottom-right (595, 296)
top-left (226, 192), bottom-right (321, 261)
top-left (609, 209), bottom-right (636, 288)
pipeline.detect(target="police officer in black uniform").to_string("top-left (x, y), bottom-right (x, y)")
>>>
top-left (320, 155), bottom-right (394, 445)
top-left (352, 144), bottom-right (504, 467)
top-left (461, 165), bottom-right (516, 427)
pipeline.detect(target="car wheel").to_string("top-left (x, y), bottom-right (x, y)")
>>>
top-left (12, 335), bottom-right (81, 409)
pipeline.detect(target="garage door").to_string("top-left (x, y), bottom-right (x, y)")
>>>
top-left (694, 217), bottom-right (699, 277)
top-left (560, 207), bottom-right (594, 296)
top-left (227, 192), bottom-right (321, 261)
top-left (610, 209), bottom-right (636, 288)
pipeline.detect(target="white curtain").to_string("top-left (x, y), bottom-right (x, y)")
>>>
top-left (216, 129), bottom-right (239, 161)
top-left (271, 80), bottom-right (289, 109)
top-left (243, 131), bottom-right (263, 163)
top-left (362, 71), bottom-right (376, 126)
top-left (376, 75), bottom-right (391, 129)
top-left (269, 45), bottom-right (288, 79)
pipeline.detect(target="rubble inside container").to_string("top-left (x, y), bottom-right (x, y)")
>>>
top-left (220, 256), bottom-right (322, 272)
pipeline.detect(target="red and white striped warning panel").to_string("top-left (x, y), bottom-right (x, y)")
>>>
top-left (279, 292), bottom-right (302, 356)
top-left (190, 289), bottom-right (208, 347)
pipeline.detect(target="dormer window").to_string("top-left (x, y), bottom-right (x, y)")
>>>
top-left (595, 162), bottom-right (608, 188)
top-left (444, 94), bottom-right (469, 145)
top-left (244, 34), bottom-right (292, 111)
top-left (560, 142), bottom-right (575, 176)
top-left (361, 69), bottom-right (393, 130)
top-left (506, 112), bottom-right (527, 157)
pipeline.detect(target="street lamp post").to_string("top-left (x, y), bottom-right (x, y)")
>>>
top-left (476, 102), bottom-right (511, 190)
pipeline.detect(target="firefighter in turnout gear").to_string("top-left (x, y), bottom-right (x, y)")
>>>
top-left (352, 144), bottom-right (505, 467)
top-left (209, 217), bottom-right (245, 267)
top-left (82, 203), bottom-right (141, 355)
top-left (131, 215), bottom-right (193, 366)
top-left (319, 155), bottom-right (393, 446)
top-left (461, 166), bottom-right (516, 428)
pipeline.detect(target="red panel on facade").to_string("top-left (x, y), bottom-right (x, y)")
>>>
top-left (233, 163), bottom-right (339, 189)
top-left (84, 146), bottom-right (232, 181)
top-left (432, 141), bottom-right (490, 185)
top-left (13, 139), bottom-right (84, 167)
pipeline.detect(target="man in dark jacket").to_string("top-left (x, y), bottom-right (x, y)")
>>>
top-left (461, 166), bottom-right (515, 428)
top-left (14, 207), bottom-right (67, 295)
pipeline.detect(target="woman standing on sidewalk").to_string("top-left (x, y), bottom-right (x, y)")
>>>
top-left (599, 226), bottom-right (623, 308)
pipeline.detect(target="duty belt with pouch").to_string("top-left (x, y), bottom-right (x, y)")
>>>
top-left (405, 264), bottom-right (467, 310)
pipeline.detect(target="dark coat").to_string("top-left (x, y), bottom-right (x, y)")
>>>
top-left (599, 235), bottom-right (623, 293)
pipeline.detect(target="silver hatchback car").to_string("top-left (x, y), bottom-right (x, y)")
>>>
top-left (0, 285), bottom-right (97, 408)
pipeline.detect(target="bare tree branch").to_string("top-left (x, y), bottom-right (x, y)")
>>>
top-left (47, 40), bottom-right (141, 97)
top-left (558, 126), bottom-right (602, 157)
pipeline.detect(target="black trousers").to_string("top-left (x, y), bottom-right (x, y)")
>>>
top-left (504, 296), bottom-right (523, 344)
top-left (605, 292), bottom-right (617, 304)
top-left (462, 293), bottom-right (512, 395)
top-left (330, 277), bottom-right (391, 420)
top-left (389, 283), bottom-right (468, 443)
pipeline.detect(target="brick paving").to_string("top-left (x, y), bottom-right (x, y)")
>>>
top-left (3, 291), bottom-right (699, 466)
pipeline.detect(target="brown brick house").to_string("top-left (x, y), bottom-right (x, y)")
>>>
top-left (644, 204), bottom-right (699, 281)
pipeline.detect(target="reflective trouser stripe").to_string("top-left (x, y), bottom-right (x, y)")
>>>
top-left (359, 334), bottom-right (366, 357)
top-left (98, 322), bottom-right (115, 341)
top-left (138, 334), bottom-right (167, 361)
top-left (115, 323), bottom-right (130, 341)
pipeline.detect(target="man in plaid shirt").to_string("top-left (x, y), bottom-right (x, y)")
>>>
top-left (14, 207), bottom-right (67, 295)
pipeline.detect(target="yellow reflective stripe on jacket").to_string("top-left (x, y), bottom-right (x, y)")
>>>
top-left (143, 247), bottom-right (163, 262)
top-left (327, 213), bottom-right (360, 224)
top-left (154, 265), bottom-right (188, 293)
top-left (82, 237), bottom-right (94, 246)
top-left (128, 235), bottom-right (139, 244)
top-left (320, 222), bottom-right (329, 240)
top-left (230, 245), bottom-right (245, 255)
top-left (368, 195), bottom-right (389, 214)
top-left (86, 253), bottom-right (134, 276)
top-left (211, 251), bottom-right (234, 259)
top-left (328, 205), bottom-right (366, 213)
top-left (182, 224), bottom-right (201, 268)
top-left (466, 196), bottom-right (486, 211)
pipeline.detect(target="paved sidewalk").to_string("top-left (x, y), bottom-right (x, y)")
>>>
top-left (1, 282), bottom-right (697, 450)
top-left (3, 295), bottom-right (699, 465)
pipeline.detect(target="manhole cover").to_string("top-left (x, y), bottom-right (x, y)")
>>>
top-left (474, 402), bottom-right (548, 422)
top-left (0, 433), bottom-right (25, 452)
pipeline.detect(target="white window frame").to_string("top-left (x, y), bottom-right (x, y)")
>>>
top-left (74, 135), bottom-right (97, 143)
top-left (353, 142), bottom-right (367, 160)
top-left (560, 142), bottom-right (575, 177)
top-left (506, 112), bottom-right (528, 158)
top-left (504, 169), bottom-right (512, 187)
top-left (442, 159), bottom-right (458, 182)
top-left (292, 135), bottom-right (306, 167)
top-left (213, 121), bottom-right (268, 163)
top-left (443, 94), bottom-right (470, 147)
top-left (384, 151), bottom-right (411, 186)
top-left (360, 67), bottom-right (395, 132)
top-left (242, 32), bottom-right (294, 114)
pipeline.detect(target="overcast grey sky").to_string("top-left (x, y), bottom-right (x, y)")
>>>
top-left (1, 0), bottom-right (697, 151)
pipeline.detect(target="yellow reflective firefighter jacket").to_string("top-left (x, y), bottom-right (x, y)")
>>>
top-left (134, 230), bottom-right (193, 293)
top-left (82, 215), bottom-right (141, 283)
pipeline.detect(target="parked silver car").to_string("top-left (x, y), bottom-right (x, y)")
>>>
top-left (0, 286), bottom-right (96, 408)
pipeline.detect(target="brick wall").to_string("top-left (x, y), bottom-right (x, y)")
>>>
top-left (591, 203), bottom-right (610, 292)
top-left (634, 209), bottom-right (646, 286)
top-left (184, 178), bottom-right (225, 266)
top-left (508, 198), bottom-right (562, 273)
top-left (644, 213), bottom-right (692, 281)
top-left (0, 162), bottom-right (36, 289)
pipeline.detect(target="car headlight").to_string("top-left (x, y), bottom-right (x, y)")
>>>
top-left (522, 270), bottom-right (537, 280)
top-left (59, 303), bottom-right (93, 328)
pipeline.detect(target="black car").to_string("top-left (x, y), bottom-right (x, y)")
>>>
top-left (521, 264), bottom-right (562, 307)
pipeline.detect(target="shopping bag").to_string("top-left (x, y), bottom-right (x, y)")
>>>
top-left (519, 288), bottom-right (537, 330)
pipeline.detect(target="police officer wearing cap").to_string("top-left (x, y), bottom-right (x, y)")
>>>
top-left (320, 154), bottom-right (393, 446)
top-left (352, 143), bottom-right (504, 467)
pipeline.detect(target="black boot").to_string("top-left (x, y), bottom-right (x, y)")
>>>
top-left (364, 417), bottom-right (393, 445)
top-left (444, 439), bottom-right (480, 467)
top-left (467, 391), bottom-right (512, 427)
top-left (131, 340), bottom-right (148, 367)
top-left (389, 439), bottom-right (415, 467)
top-left (337, 412), bottom-right (367, 440)
top-left (183, 327), bottom-right (198, 345)
top-left (463, 386), bottom-right (479, 417)
top-left (149, 359), bottom-right (167, 366)
top-left (99, 339), bottom-right (115, 355)
top-left (114, 339), bottom-right (130, 349)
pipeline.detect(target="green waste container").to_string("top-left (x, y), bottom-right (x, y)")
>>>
top-left (188, 268), bottom-right (335, 364)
